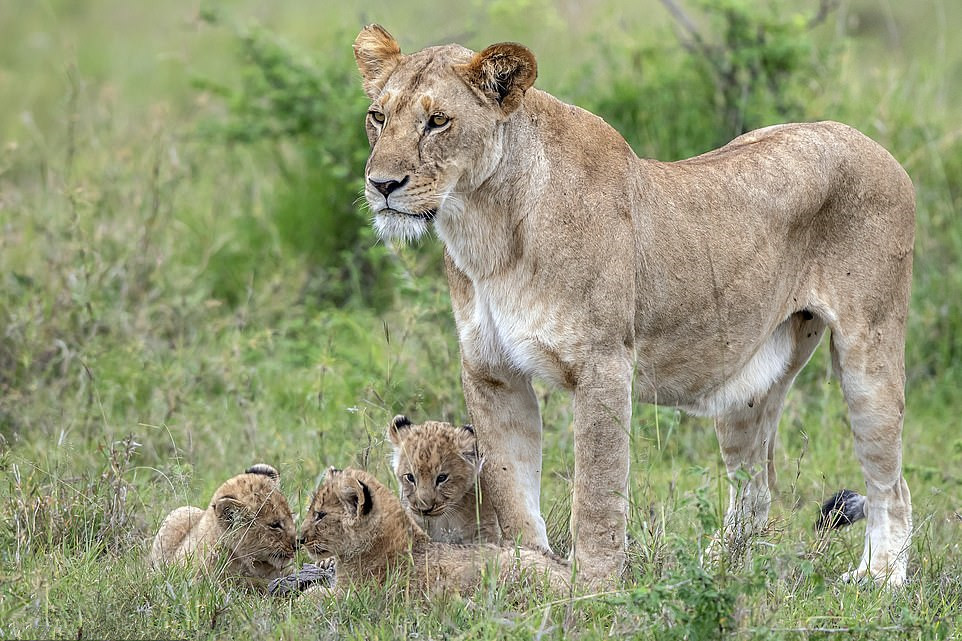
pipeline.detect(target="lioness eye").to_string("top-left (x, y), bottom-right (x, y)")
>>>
top-left (313, 510), bottom-right (327, 523)
top-left (403, 473), bottom-right (416, 485)
top-left (436, 473), bottom-right (448, 485)
top-left (428, 113), bottom-right (450, 128)
top-left (369, 110), bottom-right (385, 124)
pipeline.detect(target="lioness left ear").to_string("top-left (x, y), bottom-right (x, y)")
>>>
top-left (456, 43), bottom-right (537, 115)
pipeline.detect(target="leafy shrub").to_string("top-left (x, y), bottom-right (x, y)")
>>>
top-left (193, 14), bottom-right (397, 310)
top-left (569, 0), bottom-right (830, 159)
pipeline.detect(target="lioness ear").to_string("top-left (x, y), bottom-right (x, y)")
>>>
top-left (353, 24), bottom-right (402, 99)
top-left (456, 43), bottom-right (537, 114)
top-left (338, 478), bottom-right (373, 517)
top-left (387, 414), bottom-right (412, 445)
top-left (214, 495), bottom-right (245, 525)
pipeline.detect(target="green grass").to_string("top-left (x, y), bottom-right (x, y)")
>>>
top-left (1, 1), bottom-right (961, 639)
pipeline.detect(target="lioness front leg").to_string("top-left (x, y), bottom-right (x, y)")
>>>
top-left (462, 363), bottom-right (550, 550)
top-left (570, 351), bottom-right (632, 585)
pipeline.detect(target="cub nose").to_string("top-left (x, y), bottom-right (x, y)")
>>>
top-left (296, 536), bottom-right (305, 548)
top-left (368, 175), bottom-right (409, 197)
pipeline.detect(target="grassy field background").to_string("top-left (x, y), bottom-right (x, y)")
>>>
top-left (1, 0), bottom-right (961, 638)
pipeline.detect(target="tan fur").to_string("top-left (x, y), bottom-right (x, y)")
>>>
top-left (149, 465), bottom-right (296, 590)
top-left (297, 467), bottom-right (569, 596)
top-left (387, 415), bottom-right (500, 543)
top-left (354, 26), bottom-right (915, 587)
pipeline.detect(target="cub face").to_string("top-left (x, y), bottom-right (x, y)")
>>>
top-left (213, 464), bottom-right (297, 575)
top-left (353, 25), bottom-right (537, 243)
top-left (387, 415), bottom-right (481, 520)
top-left (298, 467), bottom-right (377, 562)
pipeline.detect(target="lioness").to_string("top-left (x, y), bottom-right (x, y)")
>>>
top-left (353, 25), bottom-right (915, 587)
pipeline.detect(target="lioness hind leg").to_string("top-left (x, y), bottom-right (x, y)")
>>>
top-left (830, 326), bottom-right (912, 587)
top-left (714, 313), bottom-right (826, 552)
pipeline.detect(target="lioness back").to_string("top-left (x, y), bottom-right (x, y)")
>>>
top-left (387, 414), bottom-right (500, 544)
top-left (149, 464), bottom-right (296, 589)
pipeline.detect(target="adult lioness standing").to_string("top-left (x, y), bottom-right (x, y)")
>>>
top-left (352, 25), bottom-right (915, 587)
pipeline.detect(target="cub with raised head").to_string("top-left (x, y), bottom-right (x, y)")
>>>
top-left (387, 414), bottom-right (500, 544)
top-left (149, 464), bottom-right (296, 589)
top-left (295, 467), bottom-right (569, 596)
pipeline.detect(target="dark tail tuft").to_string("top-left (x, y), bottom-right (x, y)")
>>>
top-left (816, 489), bottom-right (866, 530)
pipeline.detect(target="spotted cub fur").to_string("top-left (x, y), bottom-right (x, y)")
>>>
top-left (293, 467), bottom-right (569, 596)
top-left (149, 464), bottom-right (296, 590)
top-left (388, 415), bottom-right (500, 544)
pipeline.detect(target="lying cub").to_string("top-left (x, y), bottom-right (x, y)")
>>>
top-left (388, 415), bottom-right (500, 543)
top-left (293, 467), bottom-right (570, 596)
top-left (149, 464), bottom-right (296, 589)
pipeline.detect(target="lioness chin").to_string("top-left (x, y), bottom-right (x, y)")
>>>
top-left (353, 25), bottom-right (915, 587)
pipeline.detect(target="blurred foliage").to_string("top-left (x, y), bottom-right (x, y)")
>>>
top-left (192, 13), bottom-right (397, 310)
top-left (569, 0), bottom-right (829, 159)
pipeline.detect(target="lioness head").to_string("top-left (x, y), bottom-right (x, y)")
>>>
top-left (353, 24), bottom-right (537, 243)
top-left (212, 464), bottom-right (296, 575)
top-left (298, 467), bottom-right (391, 562)
top-left (387, 415), bottom-right (481, 519)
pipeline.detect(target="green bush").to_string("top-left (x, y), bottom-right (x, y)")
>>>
top-left (193, 15), bottom-right (397, 310)
top-left (569, 0), bottom-right (828, 159)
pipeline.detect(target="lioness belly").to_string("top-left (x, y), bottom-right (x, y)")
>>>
top-left (678, 321), bottom-right (793, 416)
top-left (637, 320), bottom-right (795, 417)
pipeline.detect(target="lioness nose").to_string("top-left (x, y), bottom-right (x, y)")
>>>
top-left (369, 175), bottom-right (409, 197)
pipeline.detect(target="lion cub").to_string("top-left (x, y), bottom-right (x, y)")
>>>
top-left (294, 467), bottom-right (569, 597)
top-left (388, 415), bottom-right (500, 544)
top-left (149, 464), bottom-right (296, 590)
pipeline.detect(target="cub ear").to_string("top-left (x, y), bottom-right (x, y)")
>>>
top-left (353, 24), bottom-right (402, 99)
top-left (214, 495), bottom-right (246, 525)
top-left (456, 42), bottom-right (537, 115)
top-left (245, 463), bottom-right (279, 482)
top-left (338, 477), bottom-right (374, 517)
top-left (387, 414), bottom-right (412, 445)
top-left (457, 425), bottom-right (480, 465)
top-left (323, 466), bottom-right (341, 482)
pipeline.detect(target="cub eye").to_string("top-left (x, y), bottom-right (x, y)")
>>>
top-left (403, 473), bottom-right (416, 485)
top-left (428, 113), bottom-right (450, 128)
top-left (436, 473), bottom-right (448, 485)
top-left (269, 520), bottom-right (284, 530)
top-left (369, 110), bottom-right (385, 124)
top-left (313, 510), bottom-right (327, 523)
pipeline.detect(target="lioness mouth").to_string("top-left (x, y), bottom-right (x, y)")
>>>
top-left (380, 207), bottom-right (436, 221)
